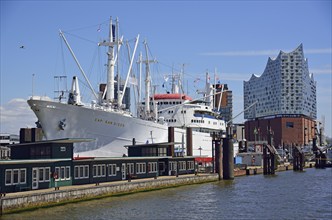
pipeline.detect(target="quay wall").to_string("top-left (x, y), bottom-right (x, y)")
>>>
top-left (0, 174), bottom-right (218, 214)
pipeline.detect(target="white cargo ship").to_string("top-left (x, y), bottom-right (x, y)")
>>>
top-left (28, 17), bottom-right (226, 157)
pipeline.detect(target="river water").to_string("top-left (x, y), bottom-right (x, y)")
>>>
top-left (3, 168), bottom-right (331, 220)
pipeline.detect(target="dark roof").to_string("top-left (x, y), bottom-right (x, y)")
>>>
top-left (10, 138), bottom-right (95, 147)
top-left (124, 142), bottom-right (181, 148)
top-left (0, 158), bottom-right (72, 164)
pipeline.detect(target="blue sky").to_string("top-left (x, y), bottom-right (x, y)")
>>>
top-left (1, 1), bottom-right (331, 137)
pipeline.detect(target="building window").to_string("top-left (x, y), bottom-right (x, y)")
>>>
top-left (61, 167), bottom-right (65, 179)
top-left (108, 164), bottom-right (117, 176)
top-left (30, 146), bottom-right (51, 158)
top-left (37, 167), bottom-right (51, 182)
top-left (39, 168), bottom-right (45, 182)
top-left (5, 170), bottom-right (12, 185)
top-left (45, 167), bottom-right (50, 181)
top-left (179, 161), bottom-right (186, 171)
top-left (127, 163), bottom-right (134, 175)
top-left (66, 167), bottom-right (70, 179)
top-left (55, 166), bottom-right (71, 181)
top-left (20, 169), bottom-right (26, 184)
top-left (93, 164), bottom-right (106, 178)
top-left (75, 166), bottom-right (79, 179)
top-left (148, 162), bottom-right (158, 173)
top-left (286, 122), bottom-right (294, 128)
top-left (79, 166), bottom-right (84, 178)
top-left (93, 165), bottom-right (97, 177)
top-left (5, 168), bottom-right (27, 186)
top-left (187, 161), bottom-right (195, 170)
top-left (169, 162), bottom-right (177, 171)
top-left (84, 165), bottom-right (89, 178)
top-left (55, 167), bottom-right (60, 180)
top-left (136, 163), bottom-right (146, 174)
top-left (13, 169), bottom-right (19, 184)
top-left (74, 165), bottom-right (89, 179)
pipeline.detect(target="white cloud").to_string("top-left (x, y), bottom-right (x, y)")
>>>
top-left (306, 48), bottom-right (332, 54)
top-left (0, 98), bottom-right (37, 134)
top-left (311, 68), bottom-right (332, 75)
top-left (219, 73), bottom-right (251, 81)
top-left (200, 48), bottom-right (332, 56)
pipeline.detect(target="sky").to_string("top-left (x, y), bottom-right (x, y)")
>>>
top-left (1, 1), bottom-right (331, 138)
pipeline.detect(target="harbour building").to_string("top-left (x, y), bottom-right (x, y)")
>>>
top-left (213, 84), bottom-right (233, 123)
top-left (243, 44), bottom-right (317, 147)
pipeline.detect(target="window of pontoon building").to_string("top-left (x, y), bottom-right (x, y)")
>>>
top-left (136, 163), bottom-right (146, 174)
top-left (84, 165), bottom-right (89, 178)
top-left (93, 164), bottom-right (106, 178)
top-left (169, 162), bottom-right (177, 171)
top-left (20, 168), bottom-right (26, 184)
top-left (75, 166), bottom-right (79, 179)
top-left (55, 166), bottom-right (71, 180)
top-left (39, 168), bottom-right (44, 182)
top-left (187, 161), bottom-right (195, 170)
top-left (55, 167), bottom-right (60, 180)
top-left (61, 167), bottom-right (65, 179)
top-left (158, 147), bottom-right (167, 156)
top-left (5, 169), bottom-right (12, 185)
top-left (127, 163), bottom-right (134, 175)
top-left (5, 168), bottom-right (27, 185)
top-left (108, 164), bottom-right (117, 176)
top-left (179, 161), bottom-right (186, 170)
top-left (13, 169), bottom-right (19, 184)
top-left (75, 165), bottom-right (89, 179)
top-left (148, 162), bottom-right (158, 173)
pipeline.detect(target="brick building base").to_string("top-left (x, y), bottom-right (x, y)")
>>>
top-left (245, 116), bottom-right (316, 147)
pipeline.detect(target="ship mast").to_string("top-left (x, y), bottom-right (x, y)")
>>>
top-left (142, 40), bottom-right (157, 116)
top-left (98, 17), bottom-right (122, 104)
top-left (108, 17), bottom-right (115, 103)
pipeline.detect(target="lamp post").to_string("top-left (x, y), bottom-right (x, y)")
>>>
top-left (304, 127), bottom-right (307, 147)
top-left (254, 127), bottom-right (257, 144)
top-left (198, 147), bottom-right (202, 157)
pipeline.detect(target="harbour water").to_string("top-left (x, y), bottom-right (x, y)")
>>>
top-left (3, 168), bottom-right (331, 220)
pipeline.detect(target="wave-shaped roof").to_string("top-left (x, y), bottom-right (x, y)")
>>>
top-left (245, 44), bottom-right (304, 82)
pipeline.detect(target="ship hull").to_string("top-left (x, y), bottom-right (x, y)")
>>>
top-left (28, 99), bottom-right (213, 157)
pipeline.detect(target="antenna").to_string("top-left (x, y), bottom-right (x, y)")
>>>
top-left (32, 74), bottom-right (35, 98)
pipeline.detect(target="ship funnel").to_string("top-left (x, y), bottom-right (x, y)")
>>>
top-left (68, 76), bottom-right (82, 105)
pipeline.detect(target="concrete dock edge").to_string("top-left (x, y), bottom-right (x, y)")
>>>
top-left (0, 174), bottom-right (218, 214)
